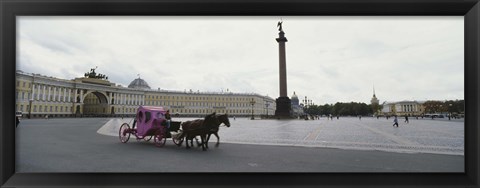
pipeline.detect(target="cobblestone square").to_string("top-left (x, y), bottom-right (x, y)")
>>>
top-left (100, 116), bottom-right (464, 155)
top-left (17, 116), bottom-right (464, 172)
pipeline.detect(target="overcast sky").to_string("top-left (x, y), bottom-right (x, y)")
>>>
top-left (17, 16), bottom-right (464, 105)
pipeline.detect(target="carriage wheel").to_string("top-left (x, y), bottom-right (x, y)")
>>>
top-left (172, 133), bottom-right (184, 146)
top-left (144, 136), bottom-right (153, 142)
top-left (154, 129), bottom-right (166, 147)
top-left (119, 123), bottom-right (131, 143)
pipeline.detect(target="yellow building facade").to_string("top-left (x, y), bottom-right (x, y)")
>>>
top-left (16, 70), bottom-right (276, 118)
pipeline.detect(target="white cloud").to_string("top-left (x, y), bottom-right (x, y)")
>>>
top-left (17, 16), bottom-right (464, 105)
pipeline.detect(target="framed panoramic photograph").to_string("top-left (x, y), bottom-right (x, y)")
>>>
top-left (1, 0), bottom-right (479, 188)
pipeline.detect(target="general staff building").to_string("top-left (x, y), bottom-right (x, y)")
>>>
top-left (15, 70), bottom-right (276, 118)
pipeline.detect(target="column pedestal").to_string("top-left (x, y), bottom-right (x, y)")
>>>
top-left (275, 97), bottom-right (292, 118)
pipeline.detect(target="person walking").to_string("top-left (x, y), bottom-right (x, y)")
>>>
top-left (15, 116), bottom-right (20, 127)
top-left (393, 116), bottom-right (399, 127)
top-left (404, 115), bottom-right (409, 124)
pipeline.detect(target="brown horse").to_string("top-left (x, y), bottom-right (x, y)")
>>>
top-left (177, 113), bottom-right (219, 151)
top-left (192, 113), bottom-right (231, 147)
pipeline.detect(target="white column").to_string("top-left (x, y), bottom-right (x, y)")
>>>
top-left (74, 89), bottom-right (78, 103)
top-left (47, 86), bottom-right (51, 101)
top-left (63, 88), bottom-right (66, 102)
top-left (58, 87), bottom-right (62, 102)
top-left (37, 84), bottom-right (41, 100)
top-left (109, 92), bottom-right (113, 104)
top-left (42, 85), bottom-right (46, 100)
top-left (68, 89), bottom-right (72, 102)
top-left (53, 87), bottom-right (57, 102)
top-left (31, 84), bottom-right (36, 100)
top-left (80, 90), bottom-right (84, 103)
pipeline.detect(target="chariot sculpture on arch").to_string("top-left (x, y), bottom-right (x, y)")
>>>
top-left (84, 66), bottom-right (108, 80)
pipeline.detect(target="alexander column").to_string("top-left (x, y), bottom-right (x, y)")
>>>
top-left (274, 20), bottom-right (292, 118)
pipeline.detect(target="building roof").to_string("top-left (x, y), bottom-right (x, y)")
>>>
top-left (291, 92), bottom-right (298, 100)
top-left (128, 78), bottom-right (151, 90)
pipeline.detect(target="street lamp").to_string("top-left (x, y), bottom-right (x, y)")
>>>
top-left (304, 96), bottom-right (309, 120)
top-left (265, 101), bottom-right (270, 118)
top-left (28, 99), bottom-right (33, 119)
top-left (122, 105), bottom-right (125, 119)
top-left (250, 98), bottom-right (255, 120)
top-left (449, 103), bottom-right (453, 120)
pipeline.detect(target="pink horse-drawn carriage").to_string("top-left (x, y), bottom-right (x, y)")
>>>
top-left (118, 106), bottom-right (182, 147)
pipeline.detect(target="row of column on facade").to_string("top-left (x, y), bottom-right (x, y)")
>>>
top-left (399, 104), bottom-right (419, 112)
top-left (28, 84), bottom-right (145, 106)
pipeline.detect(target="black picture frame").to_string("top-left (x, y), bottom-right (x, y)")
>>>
top-left (1, 0), bottom-right (479, 187)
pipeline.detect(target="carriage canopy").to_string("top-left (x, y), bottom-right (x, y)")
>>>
top-left (136, 106), bottom-right (168, 136)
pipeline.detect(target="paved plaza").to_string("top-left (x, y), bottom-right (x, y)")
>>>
top-left (16, 116), bottom-right (464, 172)
top-left (100, 116), bottom-right (464, 155)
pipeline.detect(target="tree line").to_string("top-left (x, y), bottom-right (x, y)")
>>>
top-left (423, 100), bottom-right (464, 114)
top-left (304, 102), bottom-right (373, 116)
top-left (303, 100), bottom-right (464, 117)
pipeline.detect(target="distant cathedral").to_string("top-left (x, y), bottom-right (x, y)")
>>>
top-left (290, 91), bottom-right (304, 117)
